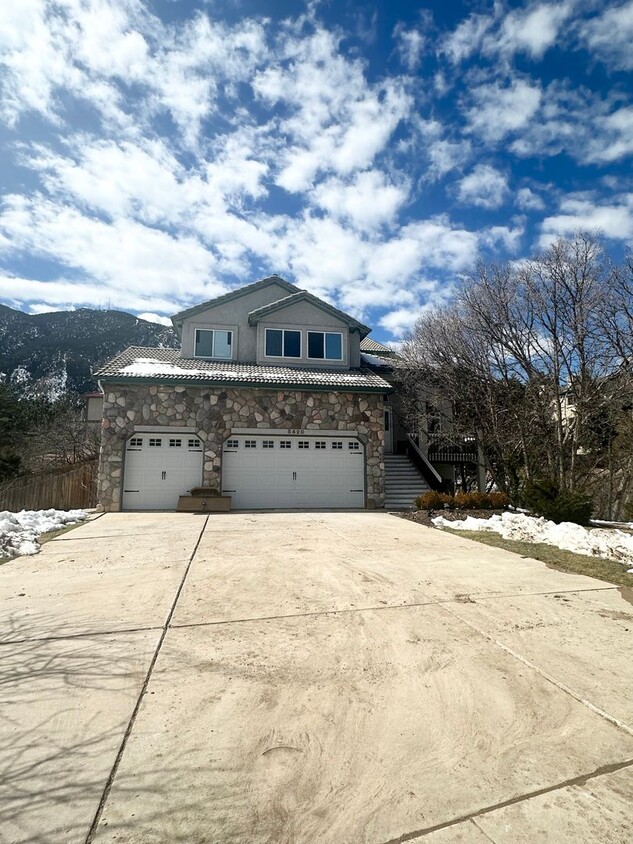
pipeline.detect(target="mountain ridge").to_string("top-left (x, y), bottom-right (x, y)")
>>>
top-left (0, 305), bottom-right (179, 398)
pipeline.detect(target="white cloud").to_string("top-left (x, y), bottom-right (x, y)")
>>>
top-left (394, 22), bottom-right (425, 71)
top-left (442, 12), bottom-right (492, 63)
top-left (254, 27), bottom-right (411, 191)
top-left (495, 3), bottom-right (573, 59)
top-left (443, 2), bottom-right (573, 64)
top-left (466, 79), bottom-right (542, 143)
top-left (0, 194), bottom-right (222, 301)
top-left (29, 302), bottom-right (74, 314)
top-left (585, 106), bottom-right (633, 164)
top-left (137, 312), bottom-right (172, 326)
top-left (312, 171), bottom-right (407, 231)
top-left (540, 195), bottom-right (633, 245)
top-left (516, 187), bottom-right (545, 211)
top-left (0, 274), bottom-right (180, 313)
top-left (581, 0), bottom-right (633, 71)
top-left (457, 164), bottom-right (509, 209)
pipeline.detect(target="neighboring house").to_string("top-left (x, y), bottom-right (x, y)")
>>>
top-left (94, 276), bottom-right (393, 511)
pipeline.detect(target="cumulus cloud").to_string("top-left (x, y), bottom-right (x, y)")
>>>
top-left (457, 164), bottom-right (509, 209)
top-left (516, 187), bottom-right (546, 211)
top-left (539, 194), bottom-right (633, 245)
top-left (466, 79), bottom-right (542, 143)
top-left (580, 0), bottom-right (633, 72)
top-left (442, 1), bottom-right (573, 64)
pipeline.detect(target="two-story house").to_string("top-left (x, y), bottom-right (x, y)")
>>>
top-left (94, 276), bottom-right (395, 511)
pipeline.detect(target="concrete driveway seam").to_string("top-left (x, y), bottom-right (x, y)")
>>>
top-left (377, 756), bottom-right (633, 844)
top-left (438, 601), bottom-right (633, 738)
top-left (166, 584), bottom-right (620, 632)
top-left (83, 514), bottom-right (209, 844)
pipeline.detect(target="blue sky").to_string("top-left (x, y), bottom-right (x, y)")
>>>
top-left (0, 1), bottom-right (631, 341)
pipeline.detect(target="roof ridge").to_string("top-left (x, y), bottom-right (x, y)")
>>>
top-left (171, 276), bottom-right (300, 326)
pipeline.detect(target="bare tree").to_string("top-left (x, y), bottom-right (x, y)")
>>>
top-left (399, 233), bottom-right (632, 515)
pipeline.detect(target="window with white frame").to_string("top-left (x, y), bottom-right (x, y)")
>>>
top-left (264, 328), bottom-right (301, 358)
top-left (194, 328), bottom-right (233, 359)
top-left (307, 331), bottom-right (343, 361)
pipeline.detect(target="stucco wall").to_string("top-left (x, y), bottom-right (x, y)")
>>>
top-left (98, 383), bottom-right (385, 511)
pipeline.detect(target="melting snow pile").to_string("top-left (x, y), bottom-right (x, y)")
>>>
top-left (432, 511), bottom-right (633, 572)
top-left (0, 509), bottom-right (86, 559)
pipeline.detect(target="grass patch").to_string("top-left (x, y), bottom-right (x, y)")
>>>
top-left (442, 527), bottom-right (633, 587)
top-left (38, 521), bottom-right (85, 545)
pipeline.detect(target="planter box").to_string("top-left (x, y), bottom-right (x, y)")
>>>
top-left (177, 495), bottom-right (231, 512)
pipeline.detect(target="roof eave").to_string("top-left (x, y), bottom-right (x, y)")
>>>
top-left (98, 374), bottom-right (392, 394)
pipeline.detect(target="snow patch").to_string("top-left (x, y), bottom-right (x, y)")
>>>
top-left (121, 358), bottom-right (207, 377)
top-left (361, 352), bottom-right (391, 367)
top-left (432, 511), bottom-right (633, 570)
top-left (0, 509), bottom-right (87, 559)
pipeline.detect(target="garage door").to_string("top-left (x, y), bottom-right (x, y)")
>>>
top-left (122, 433), bottom-right (203, 510)
top-left (222, 434), bottom-right (365, 509)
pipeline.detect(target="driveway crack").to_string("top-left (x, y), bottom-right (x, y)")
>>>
top-left (377, 756), bottom-right (633, 843)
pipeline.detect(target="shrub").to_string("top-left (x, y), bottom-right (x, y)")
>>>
top-left (488, 491), bottom-right (510, 510)
top-left (523, 479), bottom-right (593, 525)
top-left (415, 491), bottom-right (454, 512)
top-left (454, 491), bottom-right (510, 510)
top-left (415, 490), bottom-right (510, 512)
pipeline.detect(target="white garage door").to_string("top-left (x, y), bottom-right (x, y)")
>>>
top-left (122, 433), bottom-right (203, 510)
top-left (222, 434), bottom-right (365, 509)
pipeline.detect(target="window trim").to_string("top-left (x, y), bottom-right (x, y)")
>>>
top-left (194, 327), bottom-right (234, 360)
top-left (307, 330), bottom-right (344, 361)
top-left (264, 328), bottom-right (302, 360)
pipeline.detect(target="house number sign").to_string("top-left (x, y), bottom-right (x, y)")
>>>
top-left (289, 428), bottom-right (305, 434)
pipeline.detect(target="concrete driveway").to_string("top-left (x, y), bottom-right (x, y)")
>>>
top-left (1, 512), bottom-right (632, 844)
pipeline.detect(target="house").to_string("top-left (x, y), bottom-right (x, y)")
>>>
top-left (94, 276), bottom-right (397, 511)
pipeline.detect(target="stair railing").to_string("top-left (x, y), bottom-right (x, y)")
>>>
top-left (405, 432), bottom-right (442, 489)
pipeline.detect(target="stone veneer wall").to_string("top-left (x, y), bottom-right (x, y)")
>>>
top-left (98, 383), bottom-right (385, 511)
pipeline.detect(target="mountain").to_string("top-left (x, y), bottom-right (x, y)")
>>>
top-left (0, 305), bottom-right (179, 398)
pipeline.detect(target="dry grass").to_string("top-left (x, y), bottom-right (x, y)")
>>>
top-left (442, 527), bottom-right (633, 587)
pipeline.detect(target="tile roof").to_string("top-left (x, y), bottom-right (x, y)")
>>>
top-left (94, 347), bottom-right (392, 393)
top-left (360, 337), bottom-right (395, 354)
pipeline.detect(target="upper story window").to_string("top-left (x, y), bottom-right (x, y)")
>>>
top-left (194, 328), bottom-right (232, 359)
top-left (265, 328), bottom-right (301, 358)
top-left (307, 331), bottom-right (343, 361)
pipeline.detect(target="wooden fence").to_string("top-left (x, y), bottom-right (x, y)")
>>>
top-left (0, 460), bottom-right (98, 512)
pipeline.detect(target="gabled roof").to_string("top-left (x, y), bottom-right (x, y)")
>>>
top-left (171, 276), bottom-right (300, 331)
top-left (94, 347), bottom-right (391, 393)
top-left (247, 290), bottom-right (372, 338)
